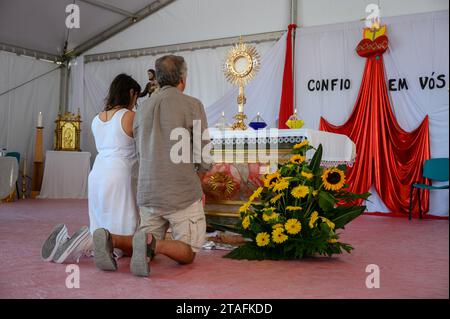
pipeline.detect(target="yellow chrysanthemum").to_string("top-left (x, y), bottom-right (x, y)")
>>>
top-left (272, 228), bottom-right (288, 244)
top-left (320, 217), bottom-right (336, 230)
top-left (242, 216), bottom-right (250, 229)
top-left (272, 223), bottom-right (284, 229)
top-left (286, 206), bottom-right (302, 211)
top-left (263, 212), bottom-right (279, 222)
top-left (293, 140), bottom-right (309, 149)
top-left (256, 232), bottom-right (270, 247)
top-left (309, 211), bottom-right (319, 229)
top-left (285, 219), bottom-right (302, 235)
top-left (263, 172), bottom-right (281, 188)
top-left (273, 179), bottom-right (289, 192)
top-left (290, 155), bottom-right (306, 165)
top-left (321, 168), bottom-right (346, 191)
top-left (270, 193), bottom-right (283, 204)
top-left (328, 238), bottom-right (338, 244)
top-left (248, 187), bottom-right (263, 202)
top-left (291, 185), bottom-right (309, 199)
top-left (301, 171), bottom-right (314, 180)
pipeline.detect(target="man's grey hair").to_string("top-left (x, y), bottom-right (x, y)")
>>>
top-left (155, 55), bottom-right (187, 87)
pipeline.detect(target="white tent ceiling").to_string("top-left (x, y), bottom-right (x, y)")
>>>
top-left (0, 0), bottom-right (161, 57)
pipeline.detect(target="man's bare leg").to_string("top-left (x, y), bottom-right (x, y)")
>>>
top-left (110, 233), bottom-right (195, 264)
top-left (148, 234), bottom-right (195, 264)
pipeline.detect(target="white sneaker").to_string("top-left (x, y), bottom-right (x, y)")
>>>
top-left (53, 226), bottom-right (93, 264)
top-left (41, 224), bottom-right (69, 262)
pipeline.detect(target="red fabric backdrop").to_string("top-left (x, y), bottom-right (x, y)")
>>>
top-left (320, 43), bottom-right (430, 218)
top-left (278, 24), bottom-right (297, 129)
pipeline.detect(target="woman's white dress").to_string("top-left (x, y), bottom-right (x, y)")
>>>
top-left (88, 108), bottom-right (138, 236)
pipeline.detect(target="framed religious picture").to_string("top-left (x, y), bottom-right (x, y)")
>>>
top-left (54, 110), bottom-right (82, 151)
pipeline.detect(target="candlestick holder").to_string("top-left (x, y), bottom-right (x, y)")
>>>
top-left (31, 126), bottom-right (44, 198)
top-left (22, 172), bottom-right (27, 200)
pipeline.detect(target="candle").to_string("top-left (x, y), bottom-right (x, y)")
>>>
top-left (38, 112), bottom-right (43, 127)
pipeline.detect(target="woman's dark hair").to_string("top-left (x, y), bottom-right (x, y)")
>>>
top-left (104, 73), bottom-right (141, 111)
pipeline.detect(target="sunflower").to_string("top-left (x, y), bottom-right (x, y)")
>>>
top-left (293, 140), bottom-right (309, 149)
top-left (242, 216), bottom-right (251, 229)
top-left (273, 179), bottom-right (290, 192)
top-left (290, 155), bottom-right (306, 165)
top-left (272, 228), bottom-right (288, 244)
top-left (309, 211), bottom-right (319, 228)
top-left (285, 219), bottom-right (302, 235)
top-left (239, 201), bottom-right (251, 214)
top-left (256, 232), bottom-right (270, 247)
top-left (320, 217), bottom-right (336, 230)
top-left (286, 206), bottom-right (302, 211)
top-left (270, 193), bottom-right (283, 204)
top-left (248, 187), bottom-right (263, 202)
top-left (301, 171), bottom-right (314, 180)
top-left (263, 172), bottom-right (281, 188)
top-left (291, 185), bottom-right (309, 199)
top-left (321, 168), bottom-right (346, 191)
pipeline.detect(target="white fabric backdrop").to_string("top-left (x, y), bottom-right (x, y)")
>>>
top-left (295, 11), bottom-right (449, 216)
top-left (69, 41), bottom-right (275, 159)
top-left (0, 51), bottom-right (60, 174)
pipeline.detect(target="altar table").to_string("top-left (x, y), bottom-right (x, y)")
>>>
top-left (38, 151), bottom-right (91, 199)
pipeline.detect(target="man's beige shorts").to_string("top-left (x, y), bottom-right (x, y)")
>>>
top-left (138, 200), bottom-right (206, 253)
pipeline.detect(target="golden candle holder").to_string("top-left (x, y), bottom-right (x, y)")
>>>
top-left (31, 126), bottom-right (44, 198)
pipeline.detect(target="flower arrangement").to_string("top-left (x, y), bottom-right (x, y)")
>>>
top-left (224, 141), bottom-right (370, 260)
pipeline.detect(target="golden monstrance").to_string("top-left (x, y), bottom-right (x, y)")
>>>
top-left (223, 37), bottom-right (260, 130)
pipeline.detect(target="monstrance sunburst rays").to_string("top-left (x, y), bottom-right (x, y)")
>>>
top-left (223, 42), bottom-right (261, 87)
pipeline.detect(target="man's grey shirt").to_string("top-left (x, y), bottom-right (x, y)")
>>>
top-left (134, 86), bottom-right (211, 211)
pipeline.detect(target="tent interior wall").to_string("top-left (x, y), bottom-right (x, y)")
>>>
top-left (0, 0), bottom-right (448, 216)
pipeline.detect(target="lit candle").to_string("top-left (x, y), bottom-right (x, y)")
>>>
top-left (38, 112), bottom-right (43, 127)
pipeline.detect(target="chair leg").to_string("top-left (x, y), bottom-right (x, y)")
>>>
top-left (409, 186), bottom-right (414, 221)
top-left (16, 182), bottom-right (20, 201)
top-left (418, 188), bottom-right (422, 219)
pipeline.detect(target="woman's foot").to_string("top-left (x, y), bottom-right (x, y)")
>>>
top-left (130, 230), bottom-right (155, 277)
top-left (53, 226), bottom-right (92, 264)
top-left (41, 224), bottom-right (69, 262)
top-left (93, 228), bottom-right (117, 271)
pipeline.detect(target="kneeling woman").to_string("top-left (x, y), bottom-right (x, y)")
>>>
top-left (41, 74), bottom-right (140, 264)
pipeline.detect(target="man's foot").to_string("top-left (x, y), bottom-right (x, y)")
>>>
top-left (53, 226), bottom-right (92, 264)
top-left (93, 228), bottom-right (117, 271)
top-left (130, 230), bottom-right (152, 277)
top-left (41, 224), bottom-right (69, 262)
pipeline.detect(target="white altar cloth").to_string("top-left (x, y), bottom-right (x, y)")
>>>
top-left (209, 128), bottom-right (356, 165)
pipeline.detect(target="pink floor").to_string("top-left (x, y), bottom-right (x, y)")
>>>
top-left (0, 199), bottom-right (448, 299)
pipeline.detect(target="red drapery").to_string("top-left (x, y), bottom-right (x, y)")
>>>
top-left (278, 24), bottom-right (297, 129)
top-left (320, 41), bottom-right (430, 218)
